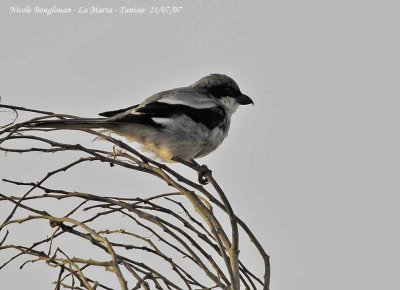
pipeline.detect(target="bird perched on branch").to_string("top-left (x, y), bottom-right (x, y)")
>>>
top-left (31, 74), bottom-right (253, 182)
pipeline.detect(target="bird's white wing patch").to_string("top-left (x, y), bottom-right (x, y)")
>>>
top-left (151, 117), bottom-right (173, 125)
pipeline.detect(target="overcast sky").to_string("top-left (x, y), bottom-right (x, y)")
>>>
top-left (1, 0), bottom-right (399, 289)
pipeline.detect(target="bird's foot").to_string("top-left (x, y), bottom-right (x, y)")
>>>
top-left (188, 159), bottom-right (212, 185)
top-left (171, 157), bottom-right (212, 185)
top-left (196, 164), bottom-right (212, 185)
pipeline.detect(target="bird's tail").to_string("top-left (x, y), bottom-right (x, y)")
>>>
top-left (28, 118), bottom-right (114, 130)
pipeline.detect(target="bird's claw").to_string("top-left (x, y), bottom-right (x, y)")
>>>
top-left (171, 157), bottom-right (212, 185)
top-left (197, 165), bottom-right (212, 185)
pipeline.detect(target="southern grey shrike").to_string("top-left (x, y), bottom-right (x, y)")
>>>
top-left (32, 74), bottom-right (253, 177)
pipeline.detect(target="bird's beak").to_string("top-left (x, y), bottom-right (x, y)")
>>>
top-left (237, 94), bottom-right (254, 105)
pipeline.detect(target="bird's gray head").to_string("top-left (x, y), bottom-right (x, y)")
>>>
top-left (191, 74), bottom-right (254, 107)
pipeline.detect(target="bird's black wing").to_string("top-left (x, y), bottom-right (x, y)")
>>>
top-left (134, 102), bottom-right (226, 129)
top-left (102, 89), bottom-right (226, 129)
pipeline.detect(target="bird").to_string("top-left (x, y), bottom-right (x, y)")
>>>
top-left (30, 74), bottom-right (253, 182)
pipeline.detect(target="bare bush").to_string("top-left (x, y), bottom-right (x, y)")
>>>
top-left (0, 104), bottom-right (270, 290)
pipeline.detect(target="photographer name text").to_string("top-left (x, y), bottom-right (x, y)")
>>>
top-left (9, 5), bottom-right (183, 16)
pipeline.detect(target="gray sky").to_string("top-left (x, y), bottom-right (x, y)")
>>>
top-left (1, 0), bottom-right (399, 289)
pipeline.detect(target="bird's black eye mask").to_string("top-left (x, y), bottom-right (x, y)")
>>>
top-left (209, 84), bottom-right (241, 99)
